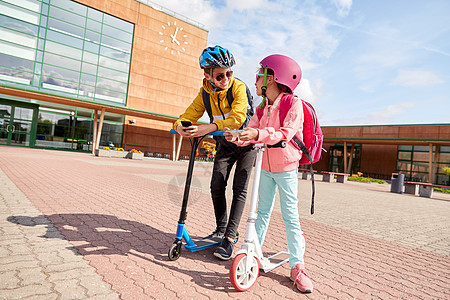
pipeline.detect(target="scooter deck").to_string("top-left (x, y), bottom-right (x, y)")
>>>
top-left (184, 236), bottom-right (222, 252)
top-left (262, 250), bottom-right (290, 273)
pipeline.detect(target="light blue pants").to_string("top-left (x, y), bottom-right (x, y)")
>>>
top-left (255, 169), bottom-right (305, 267)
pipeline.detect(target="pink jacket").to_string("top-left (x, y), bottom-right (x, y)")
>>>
top-left (236, 93), bottom-right (304, 172)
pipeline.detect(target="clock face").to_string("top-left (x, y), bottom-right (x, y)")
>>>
top-left (159, 21), bottom-right (188, 55)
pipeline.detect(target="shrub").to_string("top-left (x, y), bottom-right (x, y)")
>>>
top-left (443, 167), bottom-right (450, 176)
top-left (347, 176), bottom-right (386, 184)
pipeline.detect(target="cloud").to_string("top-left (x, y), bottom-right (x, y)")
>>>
top-left (332, 0), bottom-right (352, 17)
top-left (147, 0), bottom-right (219, 29)
top-left (296, 78), bottom-right (324, 105)
top-left (390, 69), bottom-right (444, 87)
top-left (359, 102), bottom-right (416, 125)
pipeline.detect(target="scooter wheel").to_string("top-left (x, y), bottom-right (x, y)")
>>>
top-left (229, 253), bottom-right (259, 291)
top-left (168, 242), bottom-right (181, 261)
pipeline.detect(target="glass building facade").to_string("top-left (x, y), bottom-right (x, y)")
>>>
top-left (0, 0), bottom-right (135, 150)
top-left (397, 145), bottom-right (450, 185)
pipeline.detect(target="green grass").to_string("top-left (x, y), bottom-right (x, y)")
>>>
top-left (435, 187), bottom-right (450, 194)
top-left (347, 176), bottom-right (387, 184)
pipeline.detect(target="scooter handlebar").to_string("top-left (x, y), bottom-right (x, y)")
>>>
top-left (170, 128), bottom-right (225, 136)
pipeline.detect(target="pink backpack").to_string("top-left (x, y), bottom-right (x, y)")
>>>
top-left (256, 94), bottom-right (324, 214)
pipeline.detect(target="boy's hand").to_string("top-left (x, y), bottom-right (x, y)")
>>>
top-left (177, 124), bottom-right (195, 137)
top-left (177, 123), bottom-right (218, 137)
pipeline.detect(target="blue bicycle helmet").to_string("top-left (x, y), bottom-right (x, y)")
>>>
top-left (199, 45), bottom-right (235, 69)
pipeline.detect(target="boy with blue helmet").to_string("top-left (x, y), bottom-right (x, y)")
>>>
top-left (174, 45), bottom-right (256, 260)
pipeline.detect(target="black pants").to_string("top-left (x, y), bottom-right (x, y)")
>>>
top-left (210, 141), bottom-right (256, 239)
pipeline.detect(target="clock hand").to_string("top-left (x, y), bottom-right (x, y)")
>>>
top-left (170, 27), bottom-right (179, 42)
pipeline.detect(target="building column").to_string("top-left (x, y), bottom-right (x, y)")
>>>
top-left (92, 109), bottom-right (98, 154)
top-left (176, 135), bottom-right (183, 161)
top-left (94, 108), bottom-right (105, 151)
top-left (429, 143), bottom-right (433, 183)
top-left (347, 143), bottom-right (355, 174)
top-left (343, 141), bottom-right (347, 173)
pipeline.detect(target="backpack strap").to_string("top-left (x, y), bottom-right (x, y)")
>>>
top-left (202, 88), bottom-right (214, 123)
top-left (279, 94), bottom-right (315, 214)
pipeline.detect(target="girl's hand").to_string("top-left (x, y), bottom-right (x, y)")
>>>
top-left (239, 127), bottom-right (258, 141)
top-left (223, 127), bottom-right (234, 142)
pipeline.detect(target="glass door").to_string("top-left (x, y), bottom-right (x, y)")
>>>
top-left (0, 101), bottom-right (38, 147)
top-left (0, 103), bottom-right (12, 145)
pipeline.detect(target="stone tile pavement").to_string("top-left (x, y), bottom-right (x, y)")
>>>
top-left (0, 146), bottom-right (449, 299)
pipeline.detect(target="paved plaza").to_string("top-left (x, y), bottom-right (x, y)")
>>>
top-left (0, 146), bottom-right (449, 299)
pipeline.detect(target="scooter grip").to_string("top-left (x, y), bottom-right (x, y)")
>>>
top-left (170, 129), bottom-right (225, 136)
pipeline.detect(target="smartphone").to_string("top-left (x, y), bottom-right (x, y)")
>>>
top-left (181, 120), bottom-right (192, 127)
top-left (228, 129), bottom-right (243, 137)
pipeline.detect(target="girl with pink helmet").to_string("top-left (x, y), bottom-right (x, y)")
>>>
top-left (225, 54), bottom-right (313, 293)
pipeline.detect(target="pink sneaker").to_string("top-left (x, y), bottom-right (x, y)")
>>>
top-left (290, 264), bottom-right (313, 293)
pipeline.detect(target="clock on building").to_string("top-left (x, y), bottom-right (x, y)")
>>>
top-left (159, 20), bottom-right (188, 55)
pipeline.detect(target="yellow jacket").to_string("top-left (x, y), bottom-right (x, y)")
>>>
top-left (173, 76), bottom-right (249, 131)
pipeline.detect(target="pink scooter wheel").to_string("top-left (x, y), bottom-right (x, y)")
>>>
top-left (229, 253), bottom-right (259, 291)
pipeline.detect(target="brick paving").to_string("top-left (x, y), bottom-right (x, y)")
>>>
top-left (0, 146), bottom-right (449, 299)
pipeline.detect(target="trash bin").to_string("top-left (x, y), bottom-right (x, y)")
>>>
top-left (390, 173), bottom-right (405, 193)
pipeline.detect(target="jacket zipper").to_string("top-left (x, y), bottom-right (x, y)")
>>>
top-left (266, 107), bottom-right (271, 172)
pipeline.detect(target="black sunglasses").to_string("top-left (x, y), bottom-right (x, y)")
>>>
top-left (214, 70), bottom-right (232, 82)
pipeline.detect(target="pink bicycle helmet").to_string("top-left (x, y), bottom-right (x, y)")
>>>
top-left (260, 54), bottom-right (302, 92)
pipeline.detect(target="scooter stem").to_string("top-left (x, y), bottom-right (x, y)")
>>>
top-left (246, 145), bottom-right (264, 231)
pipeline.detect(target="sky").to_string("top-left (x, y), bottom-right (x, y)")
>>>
top-left (149, 0), bottom-right (450, 126)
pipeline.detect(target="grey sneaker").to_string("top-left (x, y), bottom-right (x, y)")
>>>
top-left (213, 237), bottom-right (235, 260)
top-left (203, 229), bottom-right (224, 240)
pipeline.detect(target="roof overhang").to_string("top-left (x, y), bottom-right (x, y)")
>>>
top-left (0, 86), bottom-right (178, 123)
top-left (324, 137), bottom-right (450, 146)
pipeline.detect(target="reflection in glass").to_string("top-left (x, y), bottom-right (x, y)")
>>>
top-left (97, 66), bottom-right (128, 83)
top-left (12, 120), bottom-right (32, 133)
top-left (86, 19), bottom-right (101, 33)
top-left (45, 41), bottom-right (83, 60)
top-left (42, 63), bottom-right (79, 82)
top-left (0, 1), bottom-right (40, 24)
top-left (79, 73), bottom-right (96, 85)
top-left (96, 77), bottom-right (127, 93)
top-left (85, 30), bottom-right (101, 43)
top-left (398, 151), bottom-right (412, 160)
top-left (95, 88), bottom-right (125, 103)
top-left (102, 24), bottom-right (133, 43)
top-left (0, 14), bottom-right (38, 36)
top-left (48, 5), bottom-right (85, 27)
top-left (51, 0), bottom-right (87, 16)
top-left (46, 29), bottom-right (83, 49)
top-left (13, 107), bottom-right (34, 121)
top-left (0, 66), bottom-right (33, 85)
top-left (44, 52), bottom-right (81, 72)
top-left (82, 51), bottom-right (98, 65)
top-left (100, 45), bottom-right (130, 62)
top-left (0, 39), bottom-right (36, 60)
top-left (0, 53), bottom-right (34, 71)
top-left (48, 18), bottom-right (84, 38)
top-left (0, 0), bottom-right (134, 106)
top-left (98, 56), bottom-right (129, 73)
top-left (103, 13), bottom-right (133, 33)
top-left (87, 7), bottom-right (103, 21)
top-left (81, 62), bottom-right (97, 75)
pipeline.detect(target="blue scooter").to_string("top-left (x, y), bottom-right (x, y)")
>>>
top-left (168, 126), bottom-right (227, 260)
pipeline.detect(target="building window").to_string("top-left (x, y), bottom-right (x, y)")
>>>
top-left (35, 107), bottom-right (124, 150)
top-left (0, 0), bottom-right (134, 106)
top-left (397, 145), bottom-right (450, 184)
